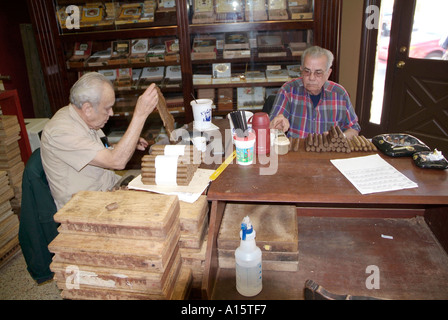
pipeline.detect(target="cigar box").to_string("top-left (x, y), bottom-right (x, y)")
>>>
top-left (257, 34), bottom-right (287, 57)
top-left (86, 48), bottom-right (111, 67)
top-left (224, 32), bottom-right (250, 50)
top-left (191, 37), bottom-right (217, 60)
top-left (197, 88), bottom-right (215, 103)
top-left (244, 0), bottom-right (268, 21)
top-left (115, 3), bottom-right (143, 24)
top-left (129, 39), bottom-right (149, 64)
top-left (114, 68), bottom-right (133, 90)
top-left (287, 64), bottom-right (301, 78)
top-left (217, 88), bottom-right (233, 111)
top-left (81, 4), bottom-right (104, 26)
top-left (192, 0), bottom-right (216, 24)
top-left (193, 74), bottom-right (212, 85)
top-left (108, 40), bottom-right (130, 65)
top-left (98, 69), bottom-right (116, 82)
top-left (289, 41), bottom-right (308, 56)
top-left (223, 49), bottom-right (251, 59)
top-left (164, 39), bottom-right (180, 62)
top-left (217, 203), bottom-right (299, 271)
top-left (237, 86), bottom-right (265, 110)
top-left (67, 42), bottom-right (92, 68)
top-left (265, 69), bottom-right (290, 82)
top-left (163, 65), bottom-right (182, 88)
top-left (268, 0), bottom-right (288, 20)
top-left (244, 70), bottom-right (266, 82)
top-left (147, 44), bottom-right (165, 62)
top-left (215, 0), bottom-right (244, 22)
top-left (138, 66), bottom-right (165, 88)
top-left (157, 0), bottom-right (176, 12)
top-left (288, 0), bottom-right (313, 20)
top-left (141, 0), bottom-right (156, 22)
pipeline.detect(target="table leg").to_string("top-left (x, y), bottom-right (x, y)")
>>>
top-left (201, 200), bottom-right (226, 300)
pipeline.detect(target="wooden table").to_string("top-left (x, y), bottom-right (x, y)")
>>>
top-left (203, 141), bottom-right (448, 300)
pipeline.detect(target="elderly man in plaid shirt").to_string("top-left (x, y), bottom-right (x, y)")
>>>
top-left (269, 46), bottom-right (361, 140)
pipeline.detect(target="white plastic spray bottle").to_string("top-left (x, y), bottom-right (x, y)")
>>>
top-left (235, 216), bottom-right (262, 297)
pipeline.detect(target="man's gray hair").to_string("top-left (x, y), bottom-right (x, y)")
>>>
top-left (302, 46), bottom-right (334, 71)
top-left (69, 72), bottom-right (113, 109)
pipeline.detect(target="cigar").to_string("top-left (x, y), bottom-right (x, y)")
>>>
top-left (293, 138), bottom-right (300, 152)
top-left (335, 126), bottom-right (345, 140)
top-left (313, 133), bottom-right (318, 147)
top-left (318, 134), bottom-right (323, 149)
top-left (330, 126), bottom-right (338, 142)
top-left (360, 136), bottom-right (372, 151)
top-left (323, 132), bottom-right (329, 147)
top-left (306, 134), bottom-right (313, 147)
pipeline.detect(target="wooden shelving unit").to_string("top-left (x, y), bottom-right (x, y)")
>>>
top-left (27, 0), bottom-right (342, 127)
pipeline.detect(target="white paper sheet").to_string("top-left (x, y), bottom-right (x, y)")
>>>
top-left (155, 155), bottom-right (178, 186)
top-left (330, 154), bottom-right (418, 195)
top-left (127, 168), bottom-right (215, 203)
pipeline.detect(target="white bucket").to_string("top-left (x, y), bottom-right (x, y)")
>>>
top-left (191, 99), bottom-right (212, 130)
top-left (234, 132), bottom-right (256, 166)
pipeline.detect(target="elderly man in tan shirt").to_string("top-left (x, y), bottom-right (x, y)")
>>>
top-left (40, 72), bottom-right (159, 210)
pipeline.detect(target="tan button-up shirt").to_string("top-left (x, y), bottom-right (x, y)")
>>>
top-left (41, 105), bottom-right (120, 210)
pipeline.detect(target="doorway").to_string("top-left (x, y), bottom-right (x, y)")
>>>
top-left (357, 0), bottom-right (448, 154)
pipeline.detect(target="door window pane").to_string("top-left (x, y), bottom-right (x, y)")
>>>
top-left (409, 0), bottom-right (448, 60)
top-left (369, 0), bottom-right (395, 124)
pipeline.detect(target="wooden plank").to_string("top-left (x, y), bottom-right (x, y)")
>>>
top-left (49, 225), bottom-right (180, 273)
top-left (51, 247), bottom-right (181, 295)
top-left (179, 195), bottom-right (209, 234)
top-left (217, 203), bottom-right (298, 253)
top-left (54, 190), bottom-right (179, 239)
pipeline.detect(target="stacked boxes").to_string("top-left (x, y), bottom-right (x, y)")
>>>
top-left (0, 115), bottom-right (24, 213)
top-left (48, 190), bottom-right (191, 300)
top-left (0, 170), bottom-right (20, 268)
top-left (217, 203), bottom-right (299, 272)
top-left (178, 195), bottom-right (209, 290)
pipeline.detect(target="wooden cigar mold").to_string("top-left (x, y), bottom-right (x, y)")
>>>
top-left (305, 126), bottom-right (378, 153)
top-left (141, 145), bottom-right (202, 186)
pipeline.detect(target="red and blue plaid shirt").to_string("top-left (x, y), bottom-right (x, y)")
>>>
top-left (269, 78), bottom-right (361, 138)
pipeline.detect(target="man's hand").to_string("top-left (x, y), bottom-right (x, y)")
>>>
top-left (134, 83), bottom-right (159, 118)
top-left (270, 114), bottom-right (290, 133)
top-left (136, 137), bottom-right (149, 151)
top-left (343, 128), bottom-right (359, 140)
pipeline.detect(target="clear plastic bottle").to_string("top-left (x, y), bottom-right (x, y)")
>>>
top-left (235, 216), bottom-right (262, 297)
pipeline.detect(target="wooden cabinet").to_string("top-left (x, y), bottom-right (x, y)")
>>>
top-left (27, 0), bottom-right (342, 127)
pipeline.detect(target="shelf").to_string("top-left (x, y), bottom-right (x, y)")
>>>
top-left (189, 20), bottom-right (314, 34)
top-left (193, 82), bottom-right (286, 89)
top-left (59, 25), bottom-right (178, 43)
top-left (67, 60), bottom-right (180, 72)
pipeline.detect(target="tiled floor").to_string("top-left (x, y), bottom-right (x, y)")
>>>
top-left (0, 251), bottom-right (62, 300)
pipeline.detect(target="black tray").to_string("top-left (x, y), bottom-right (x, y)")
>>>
top-left (372, 134), bottom-right (431, 157)
top-left (413, 151), bottom-right (448, 170)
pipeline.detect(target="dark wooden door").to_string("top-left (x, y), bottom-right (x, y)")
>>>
top-left (383, 0), bottom-right (448, 154)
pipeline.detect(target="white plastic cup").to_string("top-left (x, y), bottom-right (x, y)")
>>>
top-left (192, 136), bottom-right (206, 152)
top-left (234, 131), bottom-right (256, 166)
top-left (191, 99), bottom-right (213, 130)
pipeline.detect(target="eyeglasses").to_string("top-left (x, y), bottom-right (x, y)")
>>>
top-left (301, 68), bottom-right (327, 78)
